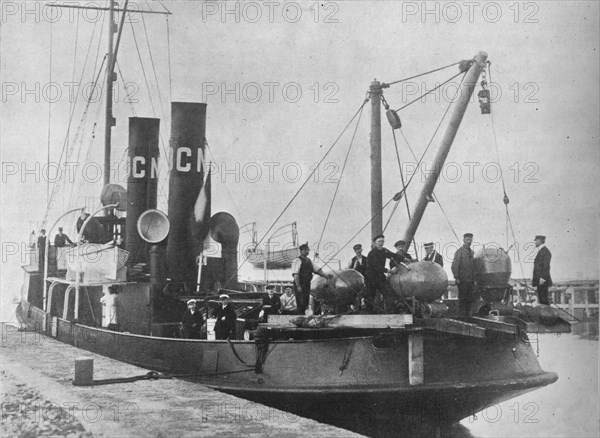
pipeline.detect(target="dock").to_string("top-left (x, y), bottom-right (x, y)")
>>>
top-left (0, 322), bottom-right (363, 437)
top-left (443, 280), bottom-right (599, 321)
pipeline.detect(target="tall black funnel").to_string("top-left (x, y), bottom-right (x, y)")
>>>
top-left (126, 117), bottom-right (160, 264)
top-left (167, 102), bottom-right (207, 287)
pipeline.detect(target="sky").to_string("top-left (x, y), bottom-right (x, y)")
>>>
top-left (1, 0), bottom-right (599, 305)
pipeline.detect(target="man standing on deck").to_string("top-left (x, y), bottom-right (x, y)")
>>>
top-left (365, 234), bottom-right (401, 313)
top-left (532, 235), bottom-right (553, 305)
top-left (451, 233), bottom-right (477, 316)
top-left (37, 229), bottom-right (46, 273)
top-left (181, 299), bottom-right (204, 339)
top-left (423, 242), bottom-right (443, 267)
top-left (54, 227), bottom-right (73, 247)
top-left (292, 243), bottom-right (328, 315)
top-left (214, 294), bottom-right (237, 339)
top-left (389, 240), bottom-right (415, 270)
top-left (347, 243), bottom-right (367, 276)
top-left (76, 211), bottom-right (105, 244)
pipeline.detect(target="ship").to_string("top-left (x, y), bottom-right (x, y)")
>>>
top-left (14, 3), bottom-right (571, 437)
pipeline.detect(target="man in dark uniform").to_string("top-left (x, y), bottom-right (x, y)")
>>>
top-left (76, 211), bottom-right (105, 244)
top-left (292, 243), bottom-right (328, 315)
top-left (532, 235), bottom-right (552, 305)
top-left (423, 242), bottom-right (443, 266)
top-left (365, 234), bottom-right (401, 313)
top-left (214, 294), bottom-right (237, 339)
top-left (37, 229), bottom-right (47, 273)
top-left (260, 285), bottom-right (281, 321)
top-left (389, 240), bottom-right (415, 270)
top-left (451, 233), bottom-right (477, 316)
top-left (347, 243), bottom-right (367, 276)
top-left (54, 227), bottom-right (73, 247)
top-left (181, 299), bottom-right (204, 339)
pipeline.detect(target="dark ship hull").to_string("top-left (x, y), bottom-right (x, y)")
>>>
top-left (16, 271), bottom-right (557, 433)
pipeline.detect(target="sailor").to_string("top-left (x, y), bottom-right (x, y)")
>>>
top-left (365, 234), bottom-right (401, 313)
top-left (423, 242), bottom-right (443, 267)
top-left (28, 230), bottom-right (36, 248)
top-left (260, 285), bottom-right (281, 321)
top-left (280, 286), bottom-right (297, 314)
top-left (291, 243), bottom-right (328, 315)
top-left (37, 229), bottom-right (47, 273)
top-left (181, 299), bottom-right (204, 339)
top-left (54, 227), bottom-right (73, 248)
top-left (532, 235), bottom-right (552, 305)
top-left (214, 294), bottom-right (237, 340)
top-left (389, 240), bottom-right (415, 270)
top-left (76, 211), bottom-right (105, 244)
top-left (451, 233), bottom-right (477, 316)
top-left (347, 243), bottom-right (367, 276)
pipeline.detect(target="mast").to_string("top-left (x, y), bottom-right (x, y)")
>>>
top-left (104, 0), bottom-right (130, 186)
top-left (104, 0), bottom-right (117, 186)
top-left (40, 1), bottom-right (170, 220)
top-left (370, 80), bottom-right (383, 238)
top-left (401, 51), bottom-right (488, 248)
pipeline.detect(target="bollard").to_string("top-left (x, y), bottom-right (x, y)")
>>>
top-left (73, 357), bottom-right (94, 386)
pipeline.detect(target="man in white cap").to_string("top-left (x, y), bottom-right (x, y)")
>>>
top-left (532, 235), bottom-right (552, 305)
top-left (423, 242), bottom-right (443, 267)
top-left (214, 294), bottom-right (237, 339)
top-left (181, 300), bottom-right (204, 339)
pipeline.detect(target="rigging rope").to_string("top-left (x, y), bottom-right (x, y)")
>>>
top-left (205, 140), bottom-right (244, 221)
top-left (67, 65), bottom-right (107, 226)
top-left (386, 72), bottom-right (466, 243)
top-left (141, 12), bottom-right (168, 125)
top-left (483, 61), bottom-right (530, 297)
top-left (140, 10), bottom-right (170, 204)
top-left (89, 12), bottom-right (106, 84)
top-left (384, 60), bottom-right (461, 87)
top-left (128, 16), bottom-right (171, 204)
top-left (66, 19), bottom-right (104, 213)
top-left (165, 13), bottom-right (172, 101)
top-left (70, 11), bottom-right (80, 122)
top-left (43, 21), bottom-right (103, 227)
top-left (395, 70), bottom-right (464, 112)
top-left (315, 103), bottom-right (366, 257)
top-left (396, 128), bottom-right (461, 244)
top-left (384, 125), bottom-right (419, 258)
top-left (324, 195), bottom-right (397, 266)
top-left (323, 72), bottom-right (469, 265)
top-left (115, 61), bottom-right (137, 116)
top-left (382, 73), bottom-right (467, 243)
top-left (46, 20), bottom-right (53, 212)
top-left (222, 97), bottom-right (370, 287)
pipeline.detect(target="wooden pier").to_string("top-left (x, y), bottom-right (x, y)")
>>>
top-left (443, 280), bottom-right (599, 322)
